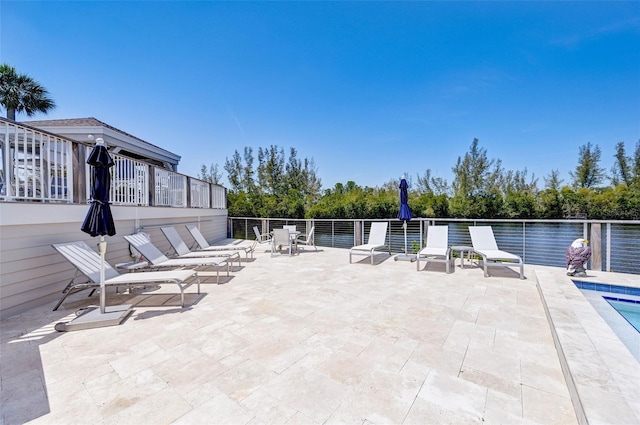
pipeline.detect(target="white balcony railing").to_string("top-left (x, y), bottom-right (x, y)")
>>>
top-left (190, 178), bottom-right (210, 208)
top-left (211, 185), bottom-right (227, 209)
top-left (0, 118), bottom-right (226, 209)
top-left (154, 168), bottom-right (187, 207)
top-left (84, 146), bottom-right (150, 206)
top-left (0, 120), bottom-right (74, 202)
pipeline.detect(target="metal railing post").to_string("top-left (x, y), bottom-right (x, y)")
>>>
top-left (606, 223), bottom-right (611, 272)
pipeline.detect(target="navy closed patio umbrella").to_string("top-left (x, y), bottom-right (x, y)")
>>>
top-left (82, 140), bottom-right (116, 238)
top-left (81, 138), bottom-right (116, 314)
top-left (396, 177), bottom-right (415, 261)
top-left (55, 138), bottom-right (131, 331)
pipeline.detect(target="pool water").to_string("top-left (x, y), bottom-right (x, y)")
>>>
top-left (604, 297), bottom-right (640, 333)
top-left (573, 280), bottom-right (640, 362)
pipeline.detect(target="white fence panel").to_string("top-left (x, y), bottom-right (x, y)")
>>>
top-left (0, 120), bottom-right (73, 202)
top-left (190, 178), bottom-right (210, 208)
top-left (211, 185), bottom-right (227, 209)
top-left (155, 168), bottom-right (187, 207)
top-left (84, 147), bottom-right (150, 206)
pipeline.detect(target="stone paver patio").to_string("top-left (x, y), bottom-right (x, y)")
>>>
top-left (1, 245), bottom-right (638, 424)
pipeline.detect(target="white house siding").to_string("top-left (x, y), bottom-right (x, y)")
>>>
top-left (0, 202), bottom-right (227, 318)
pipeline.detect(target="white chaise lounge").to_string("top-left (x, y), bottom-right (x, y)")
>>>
top-left (468, 226), bottom-right (524, 279)
top-left (185, 224), bottom-right (255, 258)
top-left (160, 226), bottom-right (242, 268)
top-left (124, 233), bottom-right (232, 284)
top-left (416, 225), bottom-right (453, 273)
top-left (52, 241), bottom-right (199, 310)
top-left (349, 222), bottom-right (389, 265)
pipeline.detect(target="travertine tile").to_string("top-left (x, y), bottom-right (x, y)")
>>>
top-left (520, 358), bottom-right (571, 398)
top-left (2, 248), bottom-right (637, 425)
top-left (171, 393), bottom-right (254, 425)
top-left (212, 358), bottom-right (278, 402)
top-left (521, 385), bottom-right (577, 424)
top-left (263, 365), bottom-right (347, 423)
top-left (239, 388), bottom-right (299, 424)
top-left (414, 369), bottom-right (487, 419)
top-left (99, 387), bottom-right (192, 425)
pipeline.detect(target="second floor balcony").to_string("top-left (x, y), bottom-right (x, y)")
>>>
top-left (0, 118), bottom-right (227, 209)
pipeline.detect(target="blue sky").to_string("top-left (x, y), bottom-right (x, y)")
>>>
top-left (2, 1), bottom-right (639, 190)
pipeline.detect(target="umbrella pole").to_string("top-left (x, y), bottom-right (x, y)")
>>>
top-left (394, 221), bottom-right (416, 262)
top-left (404, 221), bottom-right (408, 255)
top-left (99, 237), bottom-right (106, 314)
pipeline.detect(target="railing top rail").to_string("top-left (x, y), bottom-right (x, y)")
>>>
top-left (0, 117), bottom-right (93, 148)
top-left (229, 216), bottom-right (640, 225)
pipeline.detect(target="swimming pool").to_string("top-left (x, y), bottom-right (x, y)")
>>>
top-left (604, 296), bottom-right (640, 332)
top-left (573, 280), bottom-right (640, 362)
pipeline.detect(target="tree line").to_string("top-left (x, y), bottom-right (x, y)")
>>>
top-left (201, 138), bottom-right (640, 220)
top-left (2, 64), bottom-right (637, 220)
top-left (200, 146), bottom-right (322, 218)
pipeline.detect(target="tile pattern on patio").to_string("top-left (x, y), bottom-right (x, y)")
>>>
top-left (1, 245), bottom-right (634, 424)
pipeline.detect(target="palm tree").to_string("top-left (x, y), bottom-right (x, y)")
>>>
top-left (0, 64), bottom-right (55, 120)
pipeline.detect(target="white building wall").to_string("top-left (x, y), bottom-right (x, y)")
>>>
top-left (0, 202), bottom-right (227, 318)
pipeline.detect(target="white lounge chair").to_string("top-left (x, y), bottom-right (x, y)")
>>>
top-left (349, 222), bottom-right (389, 265)
top-left (185, 224), bottom-right (255, 258)
top-left (160, 226), bottom-right (242, 267)
top-left (123, 233), bottom-right (231, 284)
top-left (253, 226), bottom-right (272, 249)
top-left (416, 225), bottom-right (453, 273)
top-left (52, 241), bottom-right (199, 310)
top-left (468, 226), bottom-right (524, 279)
top-left (296, 226), bottom-right (317, 251)
top-left (271, 228), bottom-right (294, 256)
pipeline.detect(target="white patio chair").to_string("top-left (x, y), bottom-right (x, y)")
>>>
top-left (469, 226), bottom-right (524, 279)
top-left (52, 241), bottom-right (199, 310)
top-left (296, 226), bottom-right (317, 252)
top-left (271, 228), bottom-right (294, 257)
top-left (283, 225), bottom-right (297, 233)
top-left (253, 226), bottom-right (272, 249)
top-left (416, 225), bottom-right (453, 273)
top-left (349, 222), bottom-right (389, 265)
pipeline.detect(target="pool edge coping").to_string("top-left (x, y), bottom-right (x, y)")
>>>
top-left (535, 268), bottom-right (640, 425)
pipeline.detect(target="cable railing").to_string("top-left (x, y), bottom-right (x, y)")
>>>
top-left (0, 118), bottom-right (226, 209)
top-left (229, 217), bottom-right (640, 275)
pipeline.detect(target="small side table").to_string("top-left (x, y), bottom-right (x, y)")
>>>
top-left (450, 245), bottom-right (474, 269)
